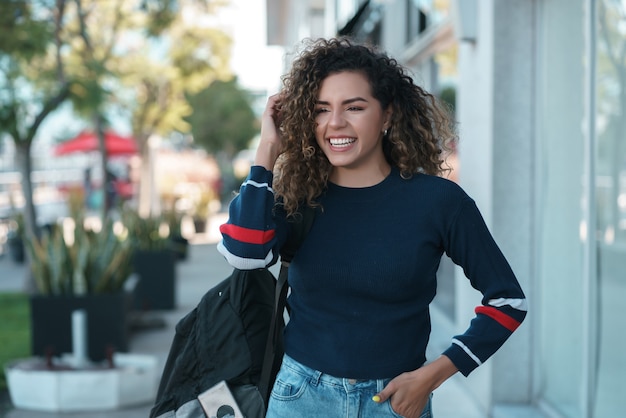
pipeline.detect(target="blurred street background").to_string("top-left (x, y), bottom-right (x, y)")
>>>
top-left (1, 1), bottom-right (626, 418)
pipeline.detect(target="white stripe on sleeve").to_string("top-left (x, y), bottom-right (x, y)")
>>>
top-left (242, 179), bottom-right (274, 193)
top-left (451, 338), bottom-right (482, 367)
top-left (487, 298), bottom-right (528, 311)
top-left (217, 241), bottom-right (275, 270)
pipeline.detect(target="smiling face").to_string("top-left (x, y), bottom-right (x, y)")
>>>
top-left (314, 71), bottom-right (392, 186)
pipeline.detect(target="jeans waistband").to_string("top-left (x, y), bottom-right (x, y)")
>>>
top-left (282, 355), bottom-right (390, 392)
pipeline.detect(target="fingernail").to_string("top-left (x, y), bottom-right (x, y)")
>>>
top-left (372, 395), bottom-right (381, 403)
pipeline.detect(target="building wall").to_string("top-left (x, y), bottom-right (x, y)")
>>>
top-left (393, 0), bottom-right (538, 412)
top-left (489, 0), bottom-right (536, 406)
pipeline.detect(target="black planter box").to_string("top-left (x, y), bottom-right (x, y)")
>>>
top-left (132, 249), bottom-right (176, 310)
top-left (7, 236), bottom-right (25, 264)
top-left (168, 234), bottom-right (189, 261)
top-left (193, 218), bottom-right (206, 233)
top-left (30, 292), bottom-right (132, 362)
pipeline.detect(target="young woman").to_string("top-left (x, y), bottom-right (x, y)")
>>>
top-left (218, 37), bottom-right (527, 418)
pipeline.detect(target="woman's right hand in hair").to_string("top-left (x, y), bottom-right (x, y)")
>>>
top-left (255, 93), bottom-right (284, 170)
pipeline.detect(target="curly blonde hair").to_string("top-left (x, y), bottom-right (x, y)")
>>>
top-left (274, 37), bottom-right (457, 217)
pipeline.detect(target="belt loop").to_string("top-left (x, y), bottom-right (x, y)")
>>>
top-left (310, 370), bottom-right (322, 386)
top-left (377, 379), bottom-right (387, 392)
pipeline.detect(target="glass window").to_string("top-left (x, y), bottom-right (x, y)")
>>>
top-left (593, 1), bottom-right (626, 416)
top-left (537, 0), bottom-right (587, 416)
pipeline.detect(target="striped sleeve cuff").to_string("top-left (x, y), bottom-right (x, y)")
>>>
top-left (216, 241), bottom-right (275, 270)
top-left (217, 165), bottom-right (280, 270)
top-left (443, 342), bottom-right (480, 377)
top-left (443, 297), bottom-right (528, 376)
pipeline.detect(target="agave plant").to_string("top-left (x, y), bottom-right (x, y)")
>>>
top-left (26, 218), bottom-right (134, 295)
top-left (162, 208), bottom-right (183, 237)
top-left (121, 208), bottom-right (170, 251)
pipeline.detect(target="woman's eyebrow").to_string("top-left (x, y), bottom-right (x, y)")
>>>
top-left (316, 97), bottom-right (369, 106)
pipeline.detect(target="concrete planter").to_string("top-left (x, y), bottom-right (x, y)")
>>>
top-left (5, 353), bottom-right (158, 412)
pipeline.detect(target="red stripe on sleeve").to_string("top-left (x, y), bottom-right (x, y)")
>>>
top-left (220, 223), bottom-right (276, 245)
top-left (475, 306), bottom-right (521, 332)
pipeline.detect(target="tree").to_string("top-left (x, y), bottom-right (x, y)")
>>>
top-left (53, 0), bottom-right (232, 218)
top-left (0, 0), bottom-right (231, 290)
top-left (0, 0), bottom-right (71, 243)
top-left (185, 78), bottom-right (258, 158)
top-left (115, 0), bottom-right (232, 217)
top-left (67, 0), bottom-right (127, 221)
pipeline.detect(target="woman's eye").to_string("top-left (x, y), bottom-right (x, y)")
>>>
top-left (315, 108), bottom-right (329, 114)
top-left (347, 106), bottom-right (364, 111)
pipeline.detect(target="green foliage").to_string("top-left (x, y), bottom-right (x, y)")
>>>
top-left (25, 219), bottom-right (134, 296)
top-left (68, 60), bottom-right (111, 116)
top-left (163, 208), bottom-right (183, 236)
top-left (121, 209), bottom-right (171, 251)
top-left (186, 78), bottom-right (258, 157)
top-left (123, 18), bottom-right (233, 141)
top-left (192, 188), bottom-right (216, 220)
top-left (142, 0), bottom-right (177, 36)
top-left (0, 1), bottom-right (52, 59)
top-left (1, 0), bottom-right (233, 259)
top-left (0, 293), bottom-right (30, 392)
top-left (0, 0), bottom-right (72, 252)
top-left (439, 86), bottom-right (456, 114)
top-left (0, 64), bottom-right (70, 146)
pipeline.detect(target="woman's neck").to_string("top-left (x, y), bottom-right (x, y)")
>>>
top-left (329, 162), bottom-right (392, 188)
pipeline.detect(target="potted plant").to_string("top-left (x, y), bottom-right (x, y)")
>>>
top-left (192, 189), bottom-right (214, 234)
top-left (25, 217), bottom-right (135, 362)
top-left (164, 208), bottom-right (189, 261)
top-left (122, 209), bottom-right (176, 311)
top-left (6, 211), bottom-right (25, 264)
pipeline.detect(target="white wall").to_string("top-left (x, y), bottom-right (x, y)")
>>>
top-left (455, 0), bottom-right (536, 410)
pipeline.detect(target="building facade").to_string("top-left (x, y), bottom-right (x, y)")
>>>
top-left (266, 1), bottom-right (626, 417)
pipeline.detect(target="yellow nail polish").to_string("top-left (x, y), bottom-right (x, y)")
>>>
top-left (372, 395), bottom-right (381, 403)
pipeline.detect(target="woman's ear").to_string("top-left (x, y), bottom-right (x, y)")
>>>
top-left (383, 106), bottom-right (393, 131)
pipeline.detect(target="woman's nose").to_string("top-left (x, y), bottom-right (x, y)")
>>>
top-left (328, 110), bottom-right (346, 127)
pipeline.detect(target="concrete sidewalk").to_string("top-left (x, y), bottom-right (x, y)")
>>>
top-left (0, 213), bottom-right (485, 418)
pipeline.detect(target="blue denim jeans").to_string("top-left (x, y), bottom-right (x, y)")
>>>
top-left (266, 355), bottom-right (433, 418)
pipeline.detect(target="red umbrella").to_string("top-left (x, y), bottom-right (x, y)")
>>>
top-left (54, 130), bottom-right (138, 156)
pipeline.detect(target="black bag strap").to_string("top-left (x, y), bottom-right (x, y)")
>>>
top-left (258, 206), bottom-right (315, 404)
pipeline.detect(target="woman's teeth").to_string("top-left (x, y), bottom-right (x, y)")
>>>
top-left (329, 137), bottom-right (356, 147)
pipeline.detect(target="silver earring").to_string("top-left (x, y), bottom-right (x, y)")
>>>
top-left (383, 129), bottom-right (388, 136)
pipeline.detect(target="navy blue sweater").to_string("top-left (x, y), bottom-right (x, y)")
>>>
top-left (218, 166), bottom-right (527, 378)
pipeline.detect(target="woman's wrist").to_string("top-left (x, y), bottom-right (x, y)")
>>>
top-left (254, 141), bottom-right (281, 170)
top-left (423, 355), bottom-right (458, 391)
